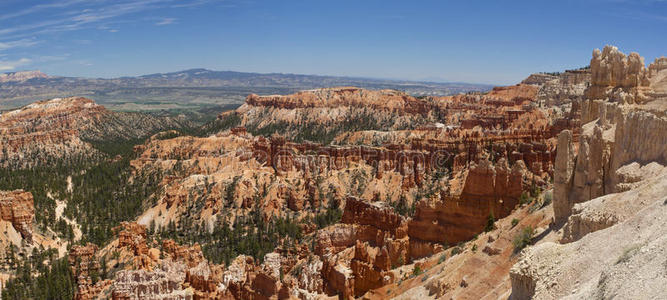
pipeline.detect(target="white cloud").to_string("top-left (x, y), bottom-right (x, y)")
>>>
top-left (0, 58), bottom-right (32, 71)
top-left (0, 0), bottom-right (90, 21)
top-left (0, 39), bottom-right (39, 51)
top-left (155, 17), bottom-right (176, 26)
top-left (0, 0), bottom-right (225, 39)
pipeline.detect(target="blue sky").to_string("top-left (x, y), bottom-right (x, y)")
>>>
top-left (0, 0), bottom-right (665, 85)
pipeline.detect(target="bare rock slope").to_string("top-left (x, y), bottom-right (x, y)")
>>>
top-left (510, 45), bottom-right (667, 300)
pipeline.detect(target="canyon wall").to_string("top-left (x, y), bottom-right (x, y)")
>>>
top-left (0, 190), bottom-right (34, 242)
top-left (553, 46), bottom-right (667, 222)
top-left (408, 158), bottom-right (527, 244)
top-left (512, 45), bottom-right (667, 299)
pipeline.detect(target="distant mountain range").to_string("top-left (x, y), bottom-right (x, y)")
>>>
top-left (0, 69), bottom-right (493, 111)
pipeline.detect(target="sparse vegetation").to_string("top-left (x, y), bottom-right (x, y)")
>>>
top-left (519, 192), bottom-right (533, 205)
top-left (390, 194), bottom-right (415, 217)
top-left (615, 244), bottom-right (641, 265)
top-left (0, 138), bottom-right (163, 246)
top-left (513, 226), bottom-right (535, 253)
top-left (413, 265), bottom-right (423, 276)
top-left (541, 190), bottom-right (553, 208)
top-left (1, 251), bottom-right (74, 300)
top-left (197, 112), bottom-right (242, 136)
top-left (484, 212), bottom-right (496, 232)
top-left (511, 218), bottom-right (520, 228)
top-left (312, 199), bottom-right (343, 229)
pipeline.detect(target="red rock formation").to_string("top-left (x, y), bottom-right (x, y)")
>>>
top-left (0, 190), bottom-right (34, 242)
top-left (69, 243), bottom-right (105, 300)
top-left (0, 97), bottom-right (187, 168)
top-left (315, 197), bottom-right (439, 298)
top-left (245, 87), bottom-right (430, 115)
top-left (115, 222), bottom-right (148, 256)
top-left (162, 239), bottom-right (206, 268)
top-left (111, 264), bottom-right (187, 300)
top-left (408, 159), bottom-right (528, 244)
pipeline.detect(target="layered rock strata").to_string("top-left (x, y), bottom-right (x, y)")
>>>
top-left (0, 97), bottom-right (188, 168)
top-left (408, 158), bottom-right (527, 244)
top-left (0, 190), bottom-right (34, 242)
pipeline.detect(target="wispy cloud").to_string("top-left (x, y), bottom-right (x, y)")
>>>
top-left (0, 0), bottom-right (199, 39)
top-left (0, 39), bottom-right (39, 51)
top-left (0, 0), bottom-right (90, 21)
top-left (155, 17), bottom-right (176, 26)
top-left (0, 0), bottom-right (227, 73)
top-left (170, 0), bottom-right (222, 8)
top-left (0, 58), bottom-right (32, 71)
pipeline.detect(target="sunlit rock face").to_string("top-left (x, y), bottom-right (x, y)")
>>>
top-left (0, 190), bottom-right (34, 242)
top-left (0, 97), bottom-right (188, 169)
top-left (512, 45), bottom-right (667, 300)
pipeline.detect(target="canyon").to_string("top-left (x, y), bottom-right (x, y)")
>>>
top-left (1, 45), bottom-right (665, 300)
top-left (57, 64), bottom-right (564, 299)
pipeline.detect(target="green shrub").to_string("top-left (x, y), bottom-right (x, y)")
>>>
top-left (511, 218), bottom-right (519, 228)
top-left (543, 191), bottom-right (553, 205)
top-left (484, 213), bottom-right (495, 232)
top-left (513, 226), bottom-right (535, 253)
top-left (438, 253), bottom-right (447, 264)
top-left (413, 265), bottom-right (422, 276)
top-left (530, 182), bottom-right (541, 197)
top-left (451, 246), bottom-right (462, 256)
top-left (519, 192), bottom-right (532, 205)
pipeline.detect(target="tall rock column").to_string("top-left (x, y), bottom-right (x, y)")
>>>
top-left (553, 130), bottom-right (575, 223)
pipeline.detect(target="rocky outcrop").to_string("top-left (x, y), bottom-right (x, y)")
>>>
top-left (648, 57), bottom-right (667, 76)
top-left (111, 261), bottom-right (191, 300)
top-left (586, 45), bottom-right (652, 104)
top-left (69, 243), bottom-right (107, 300)
top-left (0, 97), bottom-right (188, 169)
top-left (510, 169), bottom-right (667, 299)
top-left (553, 130), bottom-right (575, 223)
top-left (0, 190), bottom-right (34, 242)
top-left (318, 197), bottom-right (415, 298)
top-left (610, 110), bottom-right (667, 188)
top-left (512, 46), bottom-right (667, 299)
top-left (554, 96), bottom-right (666, 223)
top-left (115, 222), bottom-right (149, 256)
top-left (532, 70), bottom-right (590, 107)
top-left (227, 87), bottom-right (441, 142)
